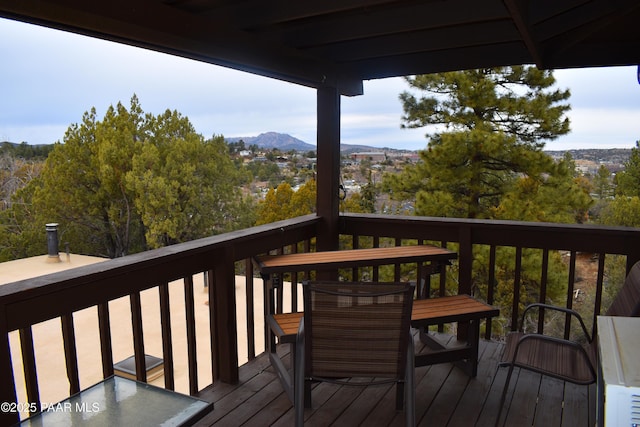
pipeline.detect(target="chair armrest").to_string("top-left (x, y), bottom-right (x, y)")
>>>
top-left (519, 303), bottom-right (592, 343)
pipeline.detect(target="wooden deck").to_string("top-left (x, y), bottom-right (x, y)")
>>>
top-left (195, 333), bottom-right (596, 427)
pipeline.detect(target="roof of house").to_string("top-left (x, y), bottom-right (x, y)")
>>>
top-left (2, 0), bottom-right (639, 96)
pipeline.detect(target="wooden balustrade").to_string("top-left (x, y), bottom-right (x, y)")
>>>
top-left (1, 213), bottom-right (640, 426)
top-left (0, 215), bottom-right (319, 425)
top-left (340, 213), bottom-right (640, 339)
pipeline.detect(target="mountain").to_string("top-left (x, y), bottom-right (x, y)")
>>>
top-left (226, 132), bottom-right (414, 153)
top-left (340, 143), bottom-right (412, 154)
top-left (226, 132), bottom-right (315, 152)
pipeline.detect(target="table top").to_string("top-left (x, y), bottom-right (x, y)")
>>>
top-left (19, 375), bottom-right (212, 427)
top-left (254, 245), bottom-right (457, 274)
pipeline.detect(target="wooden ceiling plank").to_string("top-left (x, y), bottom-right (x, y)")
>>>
top-left (536, 0), bottom-right (640, 64)
top-left (306, 21), bottom-right (521, 63)
top-left (272, 0), bottom-right (509, 48)
top-left (535, 0), bottom-right (630, 40)
top-left (347, 42), bottom-right (532, 80)
top-left (191, 0), bottom-right (404, 28)
top-left (504, 0), bottom-right (544, 68)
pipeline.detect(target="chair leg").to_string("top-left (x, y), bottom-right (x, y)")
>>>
top-left (304, 379), bottom-right (311, 408)
top-left (294, 321), bottom-right (305, 427)
top-left (495, 364), bottom-right (515, 427)
top-left (405, 335), bottom-right (415, 427)
top-left (396, 382), bottom-right (404, 410)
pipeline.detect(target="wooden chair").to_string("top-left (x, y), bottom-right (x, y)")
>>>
top-left (294, 281), bottom-right (416, 427)
top-left (495, 259), bottom-right (640, 426)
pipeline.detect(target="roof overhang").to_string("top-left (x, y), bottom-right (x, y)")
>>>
top-left (2, 0), bottom-right (640, 96)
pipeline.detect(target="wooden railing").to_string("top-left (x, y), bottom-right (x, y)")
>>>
top-left (0, 215), bottom-right (319, 425)
top-left (339, 213), bottom-right (640, 339)
top-left (2, 213), bottom-right (640, 425)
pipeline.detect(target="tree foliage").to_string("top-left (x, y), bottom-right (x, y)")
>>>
top-left (614, 141), bottom-right (640, 198)
top-left (340, 171), bottom-right (377, 214)
top-left (596, 142), bottom-right (640, 228)
top-left (0, 141), bottom-right (54, 160)
top-left (593, 164), bottom-right (614, 200)
top-left (255, 179), bottom-right (317, 225)
top-left (400, 67), bottom-right (571, 146)
top-left (0, 154), bottom-right (43, 211)
top-left (0, 175), bottom-right (45, 260)
top-left (385, 66), bottom-right (580, 220)
top-left (381, 66), bottom-right (592, 329)
top-left (1, 95), bottom-right (253, 259)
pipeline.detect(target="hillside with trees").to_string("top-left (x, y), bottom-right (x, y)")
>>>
top-left (0, 95), bottom-right (255, 260)
top-left (1, 81), bottom-right (637, 277)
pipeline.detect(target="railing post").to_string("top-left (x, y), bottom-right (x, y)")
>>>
top-left (210, 248), bottom-right (239, 384)
top-left (458, 224), bottom-right (473, 295)
top-left (0, 304), bottom-right (19, 426)
top-left (458, 225), bottom-right (473, 341)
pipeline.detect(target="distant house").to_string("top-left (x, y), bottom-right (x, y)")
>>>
top-left (350, 152), bottom-right (386, 163)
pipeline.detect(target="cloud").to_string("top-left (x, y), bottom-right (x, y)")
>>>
top-left (546, 108), bottom-right (639, 150)
top-left (0, 124), bottom-right (68, 145)
top-left (2, 18), bottom-right (639, 151)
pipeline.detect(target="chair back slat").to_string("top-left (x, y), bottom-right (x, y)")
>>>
top-left (606, 261), bottom-right (640, 317)
top-left (303, 281), bottom-right (414, 380)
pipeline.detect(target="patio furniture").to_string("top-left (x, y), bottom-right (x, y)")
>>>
top-left (255, 244), bottom-right (456, 401)
top-left (411, 294), bottom-right (499, 376)
top-left (267, 294), bottom-right (499, 375)
top-left (495, 260), bottom-right (640, 426)
top-left (294, 281), bottom-right (415, 427)
top-left (18, 375), bottom-right (212, 426)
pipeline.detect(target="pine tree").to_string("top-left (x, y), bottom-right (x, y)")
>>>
top-left (386, 66), bottom-right (573, 220)
top-left (615, 141), bottom-right (640, 198)
top-left (382, 66), bottom-right (587, 327)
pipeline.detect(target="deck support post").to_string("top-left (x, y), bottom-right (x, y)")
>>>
top-left (316, 85), bottom-right (341, 259)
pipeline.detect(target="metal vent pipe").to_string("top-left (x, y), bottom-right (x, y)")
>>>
top-left (46, 223), bottom-right (61, 262)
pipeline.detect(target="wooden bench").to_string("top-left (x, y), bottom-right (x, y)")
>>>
top-left (269, 294), bottom-right (499, 377)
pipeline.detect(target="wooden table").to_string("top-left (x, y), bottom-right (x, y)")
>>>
top-left (254, 245), bottom-right (457, 402)
top-left (254, 244), bottom-right (457, 275)
top-left (255, 244), bottom-right (457, 303)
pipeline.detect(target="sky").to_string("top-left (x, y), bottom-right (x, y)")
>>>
top-left (1, 17), bottom-right (639, 152)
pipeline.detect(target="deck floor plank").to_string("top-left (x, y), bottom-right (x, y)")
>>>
top-left (502, 368), bottom-right (541, 426)
top-left (534, 376), bottom-right (566, 427)
top-left (448, 337), bottom-right (501, 426)
top-left (196, 334), bottom-right (595, 426)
